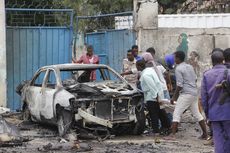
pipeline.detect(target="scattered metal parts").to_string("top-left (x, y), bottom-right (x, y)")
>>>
top-left (74, 125), bottom-right (113, 141)
top-left (59, 138), bottom-right (68, 143)
top-left (0, 107), bottom-right (10, 115)
top-left (0, 139), bottom-right (23, 147)
top-left (78, 108), bottom-right (113, 128)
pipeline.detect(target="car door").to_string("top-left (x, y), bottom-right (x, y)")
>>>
top-left (39, 69), bottom-right (58, 121)
top-left (25, 69), bottom-right (48, 121)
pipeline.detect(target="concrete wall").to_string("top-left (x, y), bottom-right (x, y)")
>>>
top-left (138, 28), bottom-right (230, 73)
top-left (0, 0), bottom-right (6, 107)
top-left (134, 0), bottom-right (230, 74)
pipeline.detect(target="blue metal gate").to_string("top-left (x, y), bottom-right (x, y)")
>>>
top-left (86, 29), bottom-right (136, 72)
top-left (6, 8), bottom-right (73, 110)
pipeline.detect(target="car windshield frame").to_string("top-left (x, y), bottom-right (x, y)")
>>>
top-left (58, 66), bottom-right (126, 86)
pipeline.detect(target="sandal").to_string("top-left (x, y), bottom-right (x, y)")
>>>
top-left (198, 135), bottom-right (208, 140)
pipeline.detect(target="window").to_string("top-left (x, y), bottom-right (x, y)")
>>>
top-left (95, 68), bottom-right (121, 82)
top-left (45, 70), bottom-right (57, 89)
top-left (60, 67), bottom-right (123, 86)
top-left (60, 70), bottom-right (77, 86)
top-left (32, 71), bottom-right (46, 87)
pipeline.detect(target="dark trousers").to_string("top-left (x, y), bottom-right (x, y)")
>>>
top-left (146, 101), bottom-right (171, 132)
top-left (159, 109), bottom-right (171, 129)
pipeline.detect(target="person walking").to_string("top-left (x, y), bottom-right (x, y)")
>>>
top-left (203, 48), bottom-right (224, 146)
top-left (170, 51), bottom-right (207, 139)
top-left (201, 50), bottom-right (230, 153)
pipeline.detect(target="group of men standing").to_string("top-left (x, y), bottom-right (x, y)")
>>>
top-left (73, 44), bottom-right (230, 153)
top-left (122, 45), bottom-right (230, 153)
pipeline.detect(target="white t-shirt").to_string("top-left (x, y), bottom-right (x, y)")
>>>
top-left (89, 57), bottom-right (94, 64)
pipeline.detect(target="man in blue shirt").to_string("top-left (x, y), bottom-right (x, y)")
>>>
top-left (158, 53), bottom-right (175, 70)
top-left (132, 45), bottom-right (142, 61)
top-left (201, 50), bottom-right (230, 153)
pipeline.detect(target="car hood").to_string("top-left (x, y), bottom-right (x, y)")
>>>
top-left (65, 81), bottom-right (139, 98)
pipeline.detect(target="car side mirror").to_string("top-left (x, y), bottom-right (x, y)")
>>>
top-left (16, 80), bottom-right (30, 95)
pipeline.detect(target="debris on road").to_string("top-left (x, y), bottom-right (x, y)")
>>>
top-left (0, 111), bottom-right (214, 153)
top-left (0, 115), bottom-right (20, 140)
top-left (0, 107), bottom-right (10, 115)
top-left (0, 115), bottom-right (31, 147)
top-left (38, 142), bottom-right (92, 152)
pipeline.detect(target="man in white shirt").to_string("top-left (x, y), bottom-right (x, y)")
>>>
top-left (136, 59), bottom-right (166, 133)
top-left (146, 47), bottom-right (172, 99)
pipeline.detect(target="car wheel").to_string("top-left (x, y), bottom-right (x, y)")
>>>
top-left (110, 124), bottom-right (132, 135)
top-left (132, 104), bottom-right (146, 135)
top-left (57, 109), bottom-right (72, 137)
top-left (23, 105), bottom-right (31, 121)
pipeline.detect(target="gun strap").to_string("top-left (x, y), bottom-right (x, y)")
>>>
top-left (223, 67), bottom-right (228, 81)
top-left (218, 67), bottom-right (230, 105)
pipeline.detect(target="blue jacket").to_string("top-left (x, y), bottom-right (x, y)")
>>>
top-left (201, 64), bottom-right (230, 121)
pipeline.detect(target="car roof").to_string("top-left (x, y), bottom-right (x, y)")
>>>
top-left (40, 63), bottom-right (109, 70)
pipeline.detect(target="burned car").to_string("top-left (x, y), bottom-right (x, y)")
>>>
top-left (16, 64), bottom-right (145, 136)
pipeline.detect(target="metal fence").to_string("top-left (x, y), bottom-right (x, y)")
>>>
top-left (75, 12), bottom-right (136, 72)
top-left (76, 11), bottom-right (133, 33)
top-left (6, 8), bottom-right (73, 27)
top-left (6, 8), bottom-right (74, 110)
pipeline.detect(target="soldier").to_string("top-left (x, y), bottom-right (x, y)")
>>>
top-left (201, 50), bottom-right (230, 153)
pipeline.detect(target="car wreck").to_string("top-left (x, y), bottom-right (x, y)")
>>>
top-left (16, 64), bottom-right (145, 136)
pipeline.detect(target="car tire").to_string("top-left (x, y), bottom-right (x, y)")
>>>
top-left (23, 104), bottom-right (31, 121)
top-left (132, 105), bottom-right (146, 135)
top-left (110, 124), bottom-right (132, 135)
top-left (57, 109), bottom-right (72, 137)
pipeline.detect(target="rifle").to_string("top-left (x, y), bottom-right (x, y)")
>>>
top-left (215, 67), bottom-right (230, 105)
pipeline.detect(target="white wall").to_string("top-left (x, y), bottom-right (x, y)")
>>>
top-left (115, 13), bottom-right (230, 29)
top-left (138, 28), bottom-right (230, 74)
top-left (0, 0), bottom-right (6, 107)
top-left (158, 14), bottom-right (230, 28)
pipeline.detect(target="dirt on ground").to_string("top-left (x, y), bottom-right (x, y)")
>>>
top-left (0, 110), bottom-right (214, 153)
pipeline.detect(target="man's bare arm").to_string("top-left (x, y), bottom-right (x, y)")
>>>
top-left (171, 86), bottom-right (182, 104)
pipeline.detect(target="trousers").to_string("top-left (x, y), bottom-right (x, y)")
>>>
top-left (146, 101), bottom-right (171, 132)
top-left (212, 121), bottom-right (230, 153)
